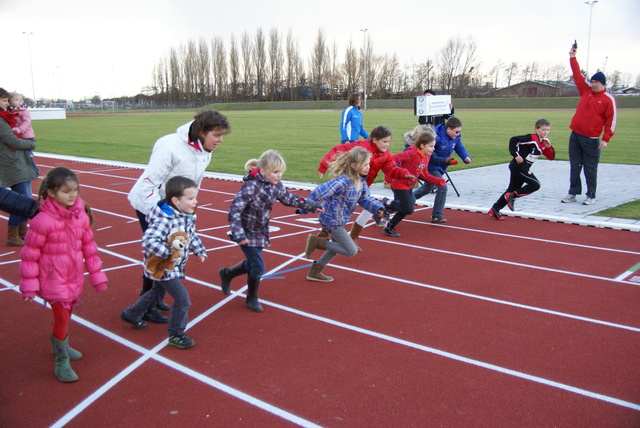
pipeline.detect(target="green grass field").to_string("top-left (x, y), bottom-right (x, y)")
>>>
top-left (31, 107), bottom-right (640, 219)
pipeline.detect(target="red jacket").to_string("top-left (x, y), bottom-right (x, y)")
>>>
top-left (318, 139), bottom-right (410, 186)
top-left (390, 146), bottom-right (446, 190)
top-left (569, 57), bottom-right (617, 143)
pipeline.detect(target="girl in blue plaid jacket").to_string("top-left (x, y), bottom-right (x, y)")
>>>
top-left (220, 150), bottom-right (320, 312)
top-left (304, 146), bottom-right (386, 282)
top-left (120, 176), bottom-right (207, 349)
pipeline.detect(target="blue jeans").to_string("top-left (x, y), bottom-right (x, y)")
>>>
top-left (568, 131), bottom-right (600, 198)
top-left (240, 245), bottom-right (265, 278)
top-left (8, 181), bottom-right (32, 226)
top-left (124, 278), bottom-right (191, 337)
top-left (414, 170), bottom-right (447, 218)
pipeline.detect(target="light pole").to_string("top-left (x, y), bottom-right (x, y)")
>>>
top-left (585, 1), bottom-right (598, 74)
top-left (360, 28), bottom-right (368, 110)
top-left (23, 32), bottom-right (36, 105)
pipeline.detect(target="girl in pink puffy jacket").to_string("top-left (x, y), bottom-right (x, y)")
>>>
top-left (19, 167), bottom-right (107, 382)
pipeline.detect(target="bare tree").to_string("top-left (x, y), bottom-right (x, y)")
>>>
top-left (437, 36), bottom-right (478, 97)
top-left (168, 47), bottom-right (181, 102)
top-left (310, 28), bottom-right (328, 100)
top-left (376, 53), bottom-right (401, 98)
top-left (342, 38), bottom-right (359, 97)
top-left (489, 59), bottom-right (505, 89)
top-left (195, 38), bottom-right (211, 100)
top-left (229, 34), bottom-right (240, 100)
top-left (268, 28), bottom-right (284, 101)
top-left (284, 29), bottom-right (299, 101)
top-left (211, 35), bottom-right (228, 101)
top-left (504, 62), bottom-right (518, 87)
top-left (326, 40), bottom-right (340, 100)
top-left (254, 28), bottom-right (266, 101)
top-left (240, 32), bottom-right (253, 100)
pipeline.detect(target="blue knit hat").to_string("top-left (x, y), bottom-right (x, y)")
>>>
top-left (590, 71), bottom-right (606, 86)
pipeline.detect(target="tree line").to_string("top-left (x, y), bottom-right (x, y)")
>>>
top-left (141, 29), bottom-right (638, 104)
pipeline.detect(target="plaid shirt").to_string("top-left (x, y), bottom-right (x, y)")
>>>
top-left (307, 174), bottom-right (383, 231)
top-left (228, 169), bottom-right (317, 248)
top-left (142, 202), bottom-right (206, 280)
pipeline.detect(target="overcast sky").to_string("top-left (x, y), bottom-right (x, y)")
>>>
top-left (2, 0), bottom-right (639, 101)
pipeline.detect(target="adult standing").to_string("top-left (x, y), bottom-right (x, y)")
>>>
top-left (417, 89), bottom-right (454, 127)
top-left (562, 43), bottom-right (617, 205)
top-left (128, 110), bottom-right (231, 323)
top-left (413, 117), bottom-right (471, 224)
top-left (339, 93), bottom-right (369, 144)
top-left (0, 87), bottom-right (38, 246)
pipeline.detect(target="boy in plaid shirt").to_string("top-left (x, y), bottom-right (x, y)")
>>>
top-left (121, 176), bottom-right (207, 349)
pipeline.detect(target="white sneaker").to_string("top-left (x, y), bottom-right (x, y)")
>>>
top-left (561, 194), bottom-right (576, 203)
top-left (583, 197), bottom-right (596, 205)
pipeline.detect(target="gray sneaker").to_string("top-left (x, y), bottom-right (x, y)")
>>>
top-left (561, 194), bottom-right (576, 203)
top-left (583, 197), bottom-right (596, 205)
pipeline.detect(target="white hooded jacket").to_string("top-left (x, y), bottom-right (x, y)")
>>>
top-left (128, 120), bottom-right (212, 214)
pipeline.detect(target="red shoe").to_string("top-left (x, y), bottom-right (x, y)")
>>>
top-left (505, 192), bottom-right (516, 211)
top-left (488, 208), bottom-right (505, 221)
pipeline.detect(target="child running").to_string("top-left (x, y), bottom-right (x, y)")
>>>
top-left (19, 167), bottom-right (108, 382)
top-left (316, 125), bottom-right (413, 251)
top-left (488, 119), bottom-right (555, 220)
top-left (304, 146), bottom-right (387, 282)
top-left (120, 176), bottom-right (207, 349)
top-left (382, 130), bottom-right (446, 237)
top-left (220, 150), bottom-right (320, 312)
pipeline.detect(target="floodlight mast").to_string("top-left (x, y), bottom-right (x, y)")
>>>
top-left (585, 1), bottom-right (598, 74)
top-left (23, 32), bottom-right (36, 104)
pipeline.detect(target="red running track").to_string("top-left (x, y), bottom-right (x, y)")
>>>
top-left (0, 157), bottom-right (639, 427)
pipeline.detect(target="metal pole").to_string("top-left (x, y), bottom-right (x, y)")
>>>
top-left (360, 28), bottom-right (368, 110)
top-left (585, 1), bottom-right (598, 74)
top-left (23, 32), bottom-right (36, 105)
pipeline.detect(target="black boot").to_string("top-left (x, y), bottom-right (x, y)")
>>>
top-left (143, 306), bottom-right (169, 324)
top-left (245, 276), bottom-right (263, 312)
top-left (219, 261), bottom-right (247, 296)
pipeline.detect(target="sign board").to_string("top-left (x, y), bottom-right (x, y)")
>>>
top-left (414, 95), bottom-right (451, 116)
top-left (30, 108), bottom-right (66, 120)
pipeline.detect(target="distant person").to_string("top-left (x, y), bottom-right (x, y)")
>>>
top-left (381, 130), bottom-right (445, 237)
top-left (418, 89), bottom-right (454, 127)
top-left (339, 93), bottom-right (369, 144)
top-left (20, 167), bottom-right (108, 382)
top-left (220, 150), bottom-right (320, 311)
top-left (488, 119), bottom-right (555, 221)
top-left (0, 87), bottom-right (39, 246)
top-left (128, 110), bottom-right (230, 324)
top-left (414, 117), bottom-right (471, 224)
top-left (121, 176), bottom-right (207, 350)
top-left (303, 147), bottom-right (386, 282)
top-left (562, 43), bottom-right (617, 206)
top-left (8, 92), bottom-right (39, 175)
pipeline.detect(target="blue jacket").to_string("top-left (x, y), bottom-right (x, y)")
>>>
top-left (429, 123), bottom-right (470, 175)
top-left (307, 175), bottom-right (383, 232)
top-left (339, 106), bottom-right (369, 142)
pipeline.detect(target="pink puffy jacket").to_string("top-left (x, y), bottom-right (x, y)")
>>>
top-left (19, 196), bottom-right (107, 302)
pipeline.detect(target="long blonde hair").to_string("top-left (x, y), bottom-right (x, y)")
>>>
top-left (328, 146), bottom-right (370, 191)
top-left (245, 149), bottom-right (287, 173)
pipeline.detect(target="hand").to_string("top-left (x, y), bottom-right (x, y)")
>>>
top-left (318, 172), bottom-right (324, 178)
top-left (515, 155), bottom-right (524, 164)
top-left (542, 138), bottom-right (551, 148)
top-left (314, 207), bottom-right (325, 213)
top-left (377, 208), bottom-right (388, 218)
top-left (599, 141), bottom-right (608, 149)
top-left (569, 46), bottom-right (576, 58)
top-left (463, 157), bottom-right (471, 164)
top-left (436, 178), bottom-right (447, 187)
top-left (12, 128), bottom-right (19, 134)
top-left (238, 239), bottom-right (249, 245)
top-left (405, 174), bottom-right (416, 181)
top-left (445, 157), bottom-right (458, 166)
top-left (197, 255), bottom-right (206, 263)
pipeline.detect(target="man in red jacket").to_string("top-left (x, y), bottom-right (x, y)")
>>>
top-left (562, 43), bottom-right (617, 206)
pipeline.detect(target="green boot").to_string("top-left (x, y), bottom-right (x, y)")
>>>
top-left (50, 334), bottom-right (79, 382)
top-left (51, 335), bottom-right (83, 360)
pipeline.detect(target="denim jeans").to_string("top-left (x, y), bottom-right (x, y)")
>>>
top-left (8, 181), bottom-right (32, 226)
top-left (414, 170), bottom-right (447, 218)
top-left (317, 226), bottom-right (358, 267)
top-left (124, 278), bottom-right (191, 337)
top-left (240, 245), bottom-right (265, 278)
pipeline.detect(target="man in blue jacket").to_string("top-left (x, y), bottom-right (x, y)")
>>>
top-left (414, 117), bottom-right (471, 223)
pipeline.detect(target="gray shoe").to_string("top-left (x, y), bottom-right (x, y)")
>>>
top-left (583, 197), bottom-right (596, 205)
top-left (561, 194), bottom-right (576, 203)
